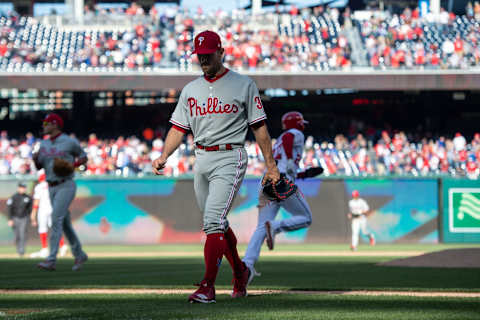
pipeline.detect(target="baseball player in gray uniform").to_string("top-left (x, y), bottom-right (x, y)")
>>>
top-left (152, 30), bottom-right (280, 304)
top-left (33, 113), bottom-right (89, 271)
top-left (243, 111), bottom-right (312, 284)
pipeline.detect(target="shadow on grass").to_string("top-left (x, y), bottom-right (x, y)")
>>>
top-left (0, 294), bottom-right (479, 320)
top-left (0, 257), bottom-right (479, 291)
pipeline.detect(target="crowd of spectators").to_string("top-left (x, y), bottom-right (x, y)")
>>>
top-left (0, 2), bottom-right (350, 72)
top-left (2, 2), bottom-right (480, 71)
top-left (359, 3), bottom-right (480, 69)
top-left (1, 129), bottom-right (479, 179)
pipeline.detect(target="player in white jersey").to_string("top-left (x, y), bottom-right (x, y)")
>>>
top-left (348, 190), bottom-right (375, 251)
top-left (33, 113), bottom-right (88, 271)
top-left (30, 169), bottom-right (68, 258)
top-left (243, 111), bottom-right (313, 284)
top-left (152, 30), bottom-right (280, 303)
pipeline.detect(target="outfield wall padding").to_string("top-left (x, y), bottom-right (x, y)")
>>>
top-left (0, 177), bottom-right (444, 245)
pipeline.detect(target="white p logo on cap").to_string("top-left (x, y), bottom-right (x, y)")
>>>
top-left (198, 36), bottom-right (204, 46)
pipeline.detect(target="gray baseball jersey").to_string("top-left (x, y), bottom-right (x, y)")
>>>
top-left (170, 69), bottom-right (266, 234)
top-left (170, 69), bottom-right (267, 146)
top-left (36, 134), bottom-right (86, 182)
top-left (36, 133), bottom-right (87, 262)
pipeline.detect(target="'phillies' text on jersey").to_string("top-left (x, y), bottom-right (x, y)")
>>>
top-left (188, 97), bottom-right (239, 117)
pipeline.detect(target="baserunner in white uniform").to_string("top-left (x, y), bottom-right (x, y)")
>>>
top-left (152, 30), bottom-right (280, 304)
top-left (33, 113), bottom-right (88, 271)
top-left (348, 190), bottom-right (375, 251)
top-left (243, 111), bottom-right (313, 284)
top-left (30, 169), bottom-right (69, 258)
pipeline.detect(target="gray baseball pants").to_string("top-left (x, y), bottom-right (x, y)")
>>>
top-left (13, 216), bottom-right (27, 256)
top-left (194, 147), bottom-right (247, 235)
top-left (46, 179), bottom-right (87, 262)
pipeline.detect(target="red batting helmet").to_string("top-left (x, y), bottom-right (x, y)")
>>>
top-left (352, 190), bottom-right (359, 198)
top-left (281, 111), bottom-right (308, 131)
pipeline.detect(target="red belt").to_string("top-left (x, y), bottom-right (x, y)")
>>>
top-left (196, 143), bottom-right (239, 151)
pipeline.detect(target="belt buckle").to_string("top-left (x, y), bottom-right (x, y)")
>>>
top-left (219, 144), bottom-right (226, 151)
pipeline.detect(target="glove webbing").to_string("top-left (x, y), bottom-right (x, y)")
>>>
top-left (272, 176), bottom-right (296, 201)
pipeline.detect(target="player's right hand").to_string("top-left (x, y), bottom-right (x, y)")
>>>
top-left (31, 219), bottom-right (37, 227)
top-left (152, 156), bottom-right (167, 175)
top-left (263, 165), bottom-right (280, 185)
top-left (7, 220), bottom-right (13, 227)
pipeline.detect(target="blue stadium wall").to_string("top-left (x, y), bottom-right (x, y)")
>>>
top-left (0, 177), bottom-right (478, 245)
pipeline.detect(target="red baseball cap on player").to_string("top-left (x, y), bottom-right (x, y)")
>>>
top-left (191, 30), bottom-right (222, 55)
top-left (352, 190), bottom-right (359, 198)
top-left (43, 113), bottom-right (64, 129)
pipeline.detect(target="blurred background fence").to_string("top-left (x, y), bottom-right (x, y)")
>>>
top-left (1, 176), bottom-right (478, 245)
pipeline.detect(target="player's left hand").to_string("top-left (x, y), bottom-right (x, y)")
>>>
top-left (152, 156), bottom-right (167, 175)
top-left (262, 164), bottom-right (280, 186)
top-left (7, 220), bottom-right (13, 227)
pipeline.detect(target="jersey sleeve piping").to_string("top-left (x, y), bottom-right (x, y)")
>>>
top-left (169, 119), bottom-right (190, 130)
top-left (248, 115), bottom-right (267, 125)
top-left (172, 125), bottom-right (188, 133)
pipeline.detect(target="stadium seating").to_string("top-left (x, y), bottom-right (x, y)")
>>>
top-left (0, 130), bottom-right (479, 178)
top-left (1, 5), bottom-right (478, 70)
top-left (358, 8), bottom-right (480, 68)
top-left (0, 6), bottom-right (350, 71)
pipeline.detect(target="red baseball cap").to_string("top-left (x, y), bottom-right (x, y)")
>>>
top-left (43, 113), bottom-right (64, 129)
top-left (352, 190), bottom-right (359, 198)
top-left (192, 30), bottom-right (222, 55)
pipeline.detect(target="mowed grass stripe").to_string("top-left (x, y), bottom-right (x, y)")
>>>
top-left (1, 289), bottom-right (479, 298)
top-left (0, 256), bottom-right (479, 292)
top-left (0, 251), bottom-right (426, 258)
top-left (0, 294), bottom-right (478, 320)
top-left (1, 243), bottom-right (480, 255)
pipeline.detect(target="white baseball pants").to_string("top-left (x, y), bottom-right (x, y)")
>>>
top-left (351, 215), bottom-right (372, 247)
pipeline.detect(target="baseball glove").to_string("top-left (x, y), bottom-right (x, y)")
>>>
top-left (297, 167), bottom-right (324, 179)
top-left (262, 173), bottom-right (298, 202)
top-left (52, 158), bottom-right (74, 177)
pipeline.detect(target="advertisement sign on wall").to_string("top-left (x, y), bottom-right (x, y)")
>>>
top-left (443, 179), bottom-right (480, 243)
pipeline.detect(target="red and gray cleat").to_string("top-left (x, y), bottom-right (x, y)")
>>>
top-left (369, 235), bottom-right (376, 246)
top-left (37, 260), bottom-right (56, 271)
top-left (231, 264), bottom-right (250, 298)
top-left (188, 280), bottom-right (216, 304)
top-left (265, 221), bottom-right (275, 250)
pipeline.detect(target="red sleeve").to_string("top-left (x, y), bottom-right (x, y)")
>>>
top-left (249, 120), bottom-right (265, 130)
top-left (282, 132), bottom-right (294, 159)
top-left (172, 124), bottom-right (188, 133)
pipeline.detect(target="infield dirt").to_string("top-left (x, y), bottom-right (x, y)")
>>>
top-left (379, 248), bottom-right (480, 268)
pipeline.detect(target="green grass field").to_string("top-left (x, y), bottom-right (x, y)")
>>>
top-left (0, 244), bottom-right (479, 319)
